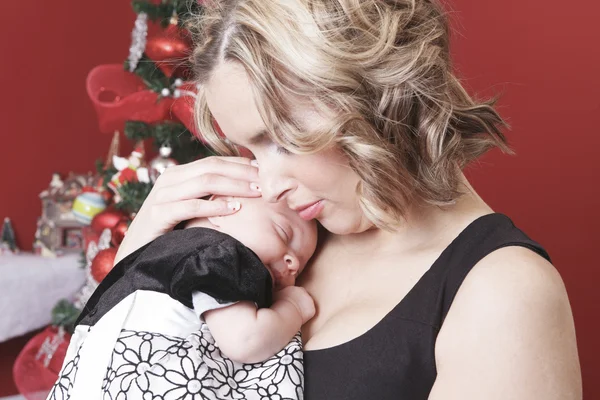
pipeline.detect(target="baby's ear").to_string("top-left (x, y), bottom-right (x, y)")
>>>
top-left (283, 254), bottom-right (300, 277)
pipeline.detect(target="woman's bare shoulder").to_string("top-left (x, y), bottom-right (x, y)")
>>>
top-left (430, 246), bottom-right (582, 399)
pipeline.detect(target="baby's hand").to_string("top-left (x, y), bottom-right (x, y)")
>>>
top-left (273, 286), bottom-right (316, 324)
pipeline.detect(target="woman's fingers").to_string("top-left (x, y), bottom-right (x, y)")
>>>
top-left (113, 155), bottom-right (261, 266)
top-left (219, 156), bottom-right (258, 165)
top-left (149, 198), bottom-right (241, 226)
top-left (158, 156), bottom-right (259, 186)
top-left (153, 173), bottom-right (261, 204)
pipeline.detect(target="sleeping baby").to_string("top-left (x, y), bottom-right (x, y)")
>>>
top-left (47, 196), bottom-right (317, 400)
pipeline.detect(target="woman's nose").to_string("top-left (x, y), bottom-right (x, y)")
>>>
top-left (258, 162), bottom-right (294, 203)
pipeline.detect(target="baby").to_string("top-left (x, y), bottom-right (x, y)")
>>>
top-left (47, 197), bottom-right (317, 400)
top-left (186, 195), bottom-right (318, 362)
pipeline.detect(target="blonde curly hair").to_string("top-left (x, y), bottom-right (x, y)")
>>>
top-left (190, 0), bottom-right (511, 229)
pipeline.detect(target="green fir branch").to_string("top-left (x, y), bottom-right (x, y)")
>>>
top-left (115, 181), bottom-right (154, 215)
top-left (131, 0), bottom-right (172, 25)
top-left (51, 299), bottom-right (81, 334)
top-left (171, 132), bottom-right (215, 163)
top-left (95, 159), bottom-right (118, 189)
top-left (124, 121), bottom-right (214, 164)
top-left (124, 53), bottom-right (173, 94)
top-left (174, 0), bottom-right (203, 27)
top-left (79, 251), bottom-right (86, 269)
top-left (124, 121), bottom-right (155, 141)
top-left (131, 0), bottom-right (201, 28)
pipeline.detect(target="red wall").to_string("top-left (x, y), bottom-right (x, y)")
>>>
top-left (0, 0), bottom-right (136, 248)
top-left (450, 0), bottom-right (600, 395)
top-left (1, 0), bottom-right (598, 397)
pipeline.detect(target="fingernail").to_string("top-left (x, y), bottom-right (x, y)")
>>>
top-left (250, 182), bottom-right (261, 192)
top-left (227, 201), bottom-right (241, 211)
top-left (250, 160), bottom-right (259, 167)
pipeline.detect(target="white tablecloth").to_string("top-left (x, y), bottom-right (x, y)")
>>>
top-left (0, 252), bottom-right (86, 342)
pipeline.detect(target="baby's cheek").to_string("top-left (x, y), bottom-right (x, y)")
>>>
top-left (271, 268), bottom-right (284, 282)
top-left (269, 265), bottom-right (285, 285)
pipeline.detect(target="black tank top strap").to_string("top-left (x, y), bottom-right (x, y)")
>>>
top-left (396, 213), bottom-right (551, 329)
top-left (437, 213), bottom-right (550, 325)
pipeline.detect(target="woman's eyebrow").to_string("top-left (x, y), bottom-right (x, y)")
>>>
top-left (248, 130), bottom-right (268, 145)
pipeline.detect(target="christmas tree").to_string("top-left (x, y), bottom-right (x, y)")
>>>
top-left (50, 0), bottom-right (211, 329)
top-left (88, 0), bottom-right (212, 216)
top-left (1, 217), bottom-right (18, 253)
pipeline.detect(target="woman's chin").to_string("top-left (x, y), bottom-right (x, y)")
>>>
top-left (318, 214), bottom-right (373, 235)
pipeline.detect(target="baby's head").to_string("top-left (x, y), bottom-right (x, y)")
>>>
top-left (187, 197), bottom-right (318, 289)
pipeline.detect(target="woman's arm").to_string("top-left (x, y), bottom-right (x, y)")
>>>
top-left (204, 286), bottom-right (315, 364)
top-left (429, 247), bottom-right (582, 400)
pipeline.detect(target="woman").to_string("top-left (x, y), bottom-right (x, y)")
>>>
top-left (115, 0), bottom-right (582, 398)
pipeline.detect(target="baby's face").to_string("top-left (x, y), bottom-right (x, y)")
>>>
top-left (188, 197), bottom-right (318, 289)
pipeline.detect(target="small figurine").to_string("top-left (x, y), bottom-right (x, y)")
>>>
top-left (39, 173), bottom-right (64, 199)
top-left (109, 141), bottom-right (150, 189)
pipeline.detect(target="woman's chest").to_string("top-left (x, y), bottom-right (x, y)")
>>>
top-left (298, 244), bottom-right (439, 351)
top-left (302, 305), bottom-right (438, 400)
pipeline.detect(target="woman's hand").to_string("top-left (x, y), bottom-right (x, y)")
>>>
top-left (114, 156), bottom-right (261, 265)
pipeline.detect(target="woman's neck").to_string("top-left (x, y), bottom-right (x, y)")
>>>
top-left (327, 174), bottom-right (493, 255)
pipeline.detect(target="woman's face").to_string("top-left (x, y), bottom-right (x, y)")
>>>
top-left (204, 61), bottom-right (372, 235)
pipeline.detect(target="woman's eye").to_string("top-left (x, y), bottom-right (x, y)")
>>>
top-left (275, 145), bottom-right (291, 155)
top-left (266, 137), bottom-right (291, 155)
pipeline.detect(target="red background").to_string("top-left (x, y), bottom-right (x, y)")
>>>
top-left (0, 0), bottom-right (598, 396)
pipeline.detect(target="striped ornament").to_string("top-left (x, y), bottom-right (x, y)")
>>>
top-left (72, 192), bottom-right (107, 225)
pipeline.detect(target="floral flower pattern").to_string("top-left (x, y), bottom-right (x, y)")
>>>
top-left (47, 327), bottom-right (89, 400)
top-left (49, 326), bottom-right (304, 400)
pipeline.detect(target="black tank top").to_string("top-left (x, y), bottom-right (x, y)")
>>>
top-left (303, 213), bottom-right (551, 399)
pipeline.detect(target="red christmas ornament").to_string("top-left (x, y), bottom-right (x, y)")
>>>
top-left (13, 326), bottom-right (71, 399)
top-left (91, 247), bottom-right (118, 283)
top-left (145, 23), bottom-right (192, 77)
top-left (91, 208), bottom-right (127, 234)
top-left (100, 189), bottom-right (114, 203)
top-left (111, 218), bottom-right (130, 247)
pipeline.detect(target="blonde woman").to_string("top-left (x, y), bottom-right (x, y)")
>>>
top-left (115, 0), bottom-right (582, 398)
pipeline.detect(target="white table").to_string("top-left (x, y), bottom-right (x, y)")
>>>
top-left (0, 252), bottom-right (86, 342)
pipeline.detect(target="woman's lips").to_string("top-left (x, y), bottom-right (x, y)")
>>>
top-left (297, 200), bottom-right (324, 221)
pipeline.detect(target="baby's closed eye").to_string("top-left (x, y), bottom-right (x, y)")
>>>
top-left (273, 221), bottom-right (292, 244)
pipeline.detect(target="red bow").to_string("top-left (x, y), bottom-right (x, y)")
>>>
top-left (86, 64), bottom-right (201, 139)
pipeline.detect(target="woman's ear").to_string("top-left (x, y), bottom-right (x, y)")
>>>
top-left (283, 253), bottom-right (300, 277)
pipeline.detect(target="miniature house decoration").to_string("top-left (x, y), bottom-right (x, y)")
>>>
top-left (34, 172), bottom-right (97, 257)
